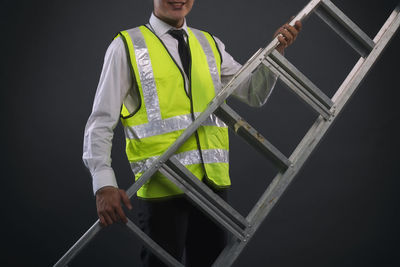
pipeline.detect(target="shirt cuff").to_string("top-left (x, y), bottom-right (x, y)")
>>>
top-left (92, 168), bottom-right (119, 195)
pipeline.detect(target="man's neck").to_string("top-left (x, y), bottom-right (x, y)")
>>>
top-left (149, 13), bottom-right (188, 37)
top-left (153, 13), bottom-right (184, 28)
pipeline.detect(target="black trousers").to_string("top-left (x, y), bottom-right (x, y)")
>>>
top-left (138, 187), bottom-right (228, 267)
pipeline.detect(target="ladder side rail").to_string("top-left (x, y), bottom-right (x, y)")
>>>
top-left (331, 4), bottom-right (400, 105)
top-left (213, 5), bottom-right (400, 267)
top-left (315, 0), bottom-right (375, 57)
top-left (215, 103), bottom-right (291, 170)
top-left (125, 219), bottom-right (184, 267)
top-left (53, 222), bottom-right (102, 267)
top-left (159, 165), bottom-right (247, 241)
top-left (166, 157), bottom-right (250, 229)
top-left (212, 168), bottom-right (294, 267)
top-left (292, 4), bottom-right (400, 164)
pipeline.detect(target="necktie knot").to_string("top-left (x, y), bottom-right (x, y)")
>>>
top-left (169, 29), bottom-right (186, 42)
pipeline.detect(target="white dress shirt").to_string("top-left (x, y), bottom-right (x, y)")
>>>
top-left (83, 14), bottom-right (277, 194)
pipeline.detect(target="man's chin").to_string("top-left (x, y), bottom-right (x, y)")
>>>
top-left (168, 10), bottom-right (187, 18)
top-left (165, 13), bottom-right (186, 24)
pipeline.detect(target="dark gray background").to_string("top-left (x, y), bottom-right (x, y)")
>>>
top-left (1, 0), bottom-right (399, 266)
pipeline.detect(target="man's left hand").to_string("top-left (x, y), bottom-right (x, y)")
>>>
top-left (274, 19), bottom-right (302, 54)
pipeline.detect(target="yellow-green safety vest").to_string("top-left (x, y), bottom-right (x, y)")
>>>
top-left (117, 25), bottom-right (230, 199)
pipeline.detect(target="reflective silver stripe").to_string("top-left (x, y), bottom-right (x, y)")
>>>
top-left (200, 113), bottom-right (227, 128)
top-left (130, 149), bottom-right (229, 174)
top-left (127, 27), bottom-right (162, 121)
top-left (125, 113), bottom-right (193, 140)
top-left (130, 155), bottom-right (159, 174)
top-left (175, 149), bottom-right (229, 165)
top-left (190, 28), bottom-right (221, 95)
top-left (125, 113), bottom-right (227, 140)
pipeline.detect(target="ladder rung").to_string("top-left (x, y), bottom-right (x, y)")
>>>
top-left (268, 50), bottom-right (333, 109)
top-left (165, 157), bottom-right (250, 230)
top-left (159, 164), bottom-right (248, 241)
top-left (315, 0), bottom-right (375, 57)
top-left (125, 219), bottom-right (184, 267)
top-left (263, 52), bottom-right (333, 120)
top-left (215, 103), bottom-right (292, 171)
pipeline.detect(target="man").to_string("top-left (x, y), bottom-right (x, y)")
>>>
top-left (83, 0), bottom-right (301, 266)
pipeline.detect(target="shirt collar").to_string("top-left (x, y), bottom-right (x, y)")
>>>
top-left (149, 12), bottom-right (189, 37)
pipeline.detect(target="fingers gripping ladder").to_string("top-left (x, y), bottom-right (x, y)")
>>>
top-left (55, 1), bottom-right (400, 266)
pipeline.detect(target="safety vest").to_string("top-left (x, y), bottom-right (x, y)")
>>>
top-left (117, 25), bottom-right (230, 199)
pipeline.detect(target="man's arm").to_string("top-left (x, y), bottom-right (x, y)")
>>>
top-left (82, 37), bottom-right (134, 226)
top-left (214, 36), bottom-right (277, 107)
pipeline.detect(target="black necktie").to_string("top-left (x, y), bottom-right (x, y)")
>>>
top-left (169, 29), bottom-right (190, 77)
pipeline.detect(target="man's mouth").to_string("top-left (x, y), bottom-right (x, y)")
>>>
top-left (168, 1), bottom-right (185, 9)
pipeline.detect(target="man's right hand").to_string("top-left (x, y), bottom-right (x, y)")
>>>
top-left (96, 186), bottom-right (133, 226)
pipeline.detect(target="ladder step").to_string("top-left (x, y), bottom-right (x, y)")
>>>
top-left (125, 219), bottom-right (184, 267)
top-left (264, 50), bottom-right (333, 120)
top-left (315, 0), bottom-right (375, 57)
top-left (215, 103), bottom-right (292, 171)
top-left (159, 163), bottom-right (248, 241)
top-left (166, 157), bottom-right (250, 230)
top-left (268, 50), bottom-right (333, 109)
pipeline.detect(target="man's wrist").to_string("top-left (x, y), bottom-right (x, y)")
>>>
top-left (92, 168), bottom-right (119, 195)
top-left (95, 185), bottom-right (118, 196)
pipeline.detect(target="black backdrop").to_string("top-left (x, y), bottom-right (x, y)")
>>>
top-left (1, 0), bottom-right (399, 266)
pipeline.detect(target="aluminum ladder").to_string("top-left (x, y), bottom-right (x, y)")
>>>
top-left (54, 0), bottom-right (400, 266)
